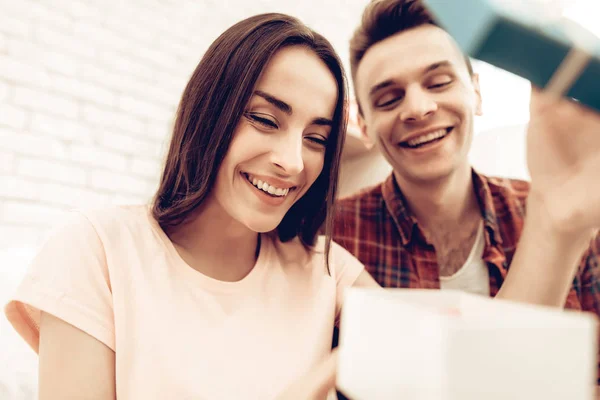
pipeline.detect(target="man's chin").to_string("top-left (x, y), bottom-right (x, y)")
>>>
top-left (393, 163), bottom-right (459, 185)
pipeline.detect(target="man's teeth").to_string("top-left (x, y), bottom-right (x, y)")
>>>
top-left (247, 175), bottom-right (290, 197)
top-left (406, 129), bottom-right (448, 147)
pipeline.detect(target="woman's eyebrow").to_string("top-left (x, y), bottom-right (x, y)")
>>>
top-left (312, 117), bottom-right (333, 126)
top-left (254, 90), bottom-right (333, 126)
top-left (254, 90), bottom-right (292, 115)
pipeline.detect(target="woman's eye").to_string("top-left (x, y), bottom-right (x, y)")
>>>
top-left (306, 136), bottom-right (328, 146)
top-left (245, 112), bottom-right (278, 129)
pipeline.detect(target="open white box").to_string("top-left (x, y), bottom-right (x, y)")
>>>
top-left (337, 288), bottom-right (598, 400)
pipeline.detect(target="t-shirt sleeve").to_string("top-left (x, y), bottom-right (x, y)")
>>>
top-left (4, 211), bottom-right (115, 353)
top-left (329, 239), bottom-right (365, 324)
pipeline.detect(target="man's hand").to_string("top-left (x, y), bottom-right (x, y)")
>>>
top-left (527, 88), bottom-right (600, 237)
top-left (276, 350), bottom-right (338, 400)
top-left (497, 88), bottom-right (600, 306)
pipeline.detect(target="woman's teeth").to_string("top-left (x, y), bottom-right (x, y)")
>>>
top-left (245, 174), bottom-right (290, 197)
top-left (405, 128), bottom-right (449, 148)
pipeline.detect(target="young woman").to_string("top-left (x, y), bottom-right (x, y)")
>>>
top-left (5, 13), bottom-right (377, 399)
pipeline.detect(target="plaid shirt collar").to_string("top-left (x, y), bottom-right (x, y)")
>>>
top-left (381, 169), bottom-right (504, 247)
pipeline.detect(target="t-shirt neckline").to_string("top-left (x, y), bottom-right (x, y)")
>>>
top-left (146, 206), bottom-right (271, 292)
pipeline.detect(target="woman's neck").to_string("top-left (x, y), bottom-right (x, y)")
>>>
top-left (166, 198), bottom-right (261, 282)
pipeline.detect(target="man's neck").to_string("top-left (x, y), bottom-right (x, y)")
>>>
top-left (394, 164), bottom-right (480, 234)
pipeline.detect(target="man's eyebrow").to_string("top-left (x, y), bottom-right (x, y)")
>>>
top-left (369, 80), bottom-right (394, 98)
top-left (254, 90), bottom-right (292, 115)
top-left (368, 60), bottom-right (454, 98)
top-left (423, 60), bottom-right (452, 74)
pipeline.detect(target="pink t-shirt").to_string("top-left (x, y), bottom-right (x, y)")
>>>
top-left (5, 206), bottom-right (364, 399)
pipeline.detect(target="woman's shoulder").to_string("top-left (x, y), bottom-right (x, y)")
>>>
top-left (50, 205), bottom-right (161, 252)
top-left (62, 204), bottom-right (153, 235)
top-left (73, 203), bottom-right (150, 226)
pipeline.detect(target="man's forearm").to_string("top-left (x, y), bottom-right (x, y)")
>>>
top-left (496, 193), bottom-right (595, 307)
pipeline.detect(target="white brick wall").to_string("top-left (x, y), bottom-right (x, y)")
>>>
top-left (0, 0), bottom-right (366, 249)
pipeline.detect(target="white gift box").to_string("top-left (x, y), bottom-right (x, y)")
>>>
top-left (337, 288), bottom-right (598, 400)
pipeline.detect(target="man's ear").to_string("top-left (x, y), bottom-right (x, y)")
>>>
top-left (358, 112), bottom-right (369, 139)
top-left (471, 73), bottom-right (483, 116)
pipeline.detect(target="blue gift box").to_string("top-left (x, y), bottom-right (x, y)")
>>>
top-left (424, 0), bottom-right (600, 112)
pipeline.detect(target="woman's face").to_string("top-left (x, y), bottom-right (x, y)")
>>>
top-left (211, 45), bottom-right (338, 233)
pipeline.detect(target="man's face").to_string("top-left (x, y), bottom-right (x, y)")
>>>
top-left (355, 24), bottom-right (482, 185)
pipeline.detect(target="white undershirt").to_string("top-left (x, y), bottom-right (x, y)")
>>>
top-left (439, 222), bottom-right (490, 296)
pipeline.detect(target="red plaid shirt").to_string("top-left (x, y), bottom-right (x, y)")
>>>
top-left (333, 169), bottom-right (600, 382)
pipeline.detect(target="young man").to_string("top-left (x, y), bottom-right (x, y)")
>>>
top-left (333, 0), bottom-right (600, 384)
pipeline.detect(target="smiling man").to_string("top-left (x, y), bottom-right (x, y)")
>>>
top-left (332, 0), bottom-right (600, 383)
top-left (335, 0), bottom-right (490, 289)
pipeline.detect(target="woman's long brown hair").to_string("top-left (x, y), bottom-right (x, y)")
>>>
top-left (152, 13), bottom-right (348, 271)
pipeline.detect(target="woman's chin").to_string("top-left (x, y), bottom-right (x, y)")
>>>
top-left (244, 218), bottom-right (283, 234)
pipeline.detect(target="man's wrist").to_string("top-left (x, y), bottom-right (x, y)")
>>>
top-left (497, 192), bottom-right (593, 306)
top-left (525, 190), bottom-right (594, 255)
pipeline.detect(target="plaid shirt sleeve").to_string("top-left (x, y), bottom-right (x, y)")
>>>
top-left (576, 233), bottom-right (600, 384)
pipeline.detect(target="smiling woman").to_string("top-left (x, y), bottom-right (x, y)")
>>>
top-left (4, 12), bottom-right (378, 400)
top-left (153, 17), bottom-right (349, 254)
top-left (207, 46), bottom-right (338, 236)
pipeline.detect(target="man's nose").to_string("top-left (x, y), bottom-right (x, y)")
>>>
top-left (399, 87), bottom-right (438, 122)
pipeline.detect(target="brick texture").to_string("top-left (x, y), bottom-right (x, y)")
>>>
top-left (0, 0), bottom-right (365, 249)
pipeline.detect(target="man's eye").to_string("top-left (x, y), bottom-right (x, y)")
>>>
top-left (375, 95), bottom-right (402, 108)
top-left (429, 81), bottom-right (452, 89)
top-left (245, 112), bottom-right (278, 129)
